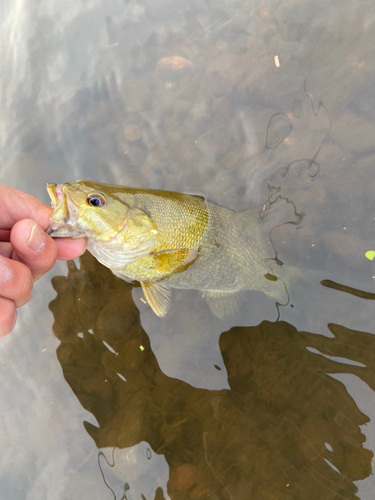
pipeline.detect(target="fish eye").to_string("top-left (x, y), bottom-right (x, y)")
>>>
top-left (87, 193), bottom-right (106, 207)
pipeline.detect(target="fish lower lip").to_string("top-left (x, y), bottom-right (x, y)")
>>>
top-left (47, 223), bottom-right (84, 238)
top-left (46, 223), bottom-right (64, 235)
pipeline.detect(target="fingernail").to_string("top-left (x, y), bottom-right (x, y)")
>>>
top-left (27, 223), bottom-right (45, 252)
top-left (0, 260), bottom-right (11, 283)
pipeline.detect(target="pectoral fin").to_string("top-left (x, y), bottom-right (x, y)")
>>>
top-left (202, 290), bottom-right (245, 318)
top-left (141, 281), bottom-right (171, 317)
top-left (150, 247), bottom-right (198, 277)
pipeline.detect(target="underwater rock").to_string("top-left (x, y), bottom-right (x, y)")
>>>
top-left (118, 139), bottom-right (148, 168)
top-left (174, 464), bottom-right (198, 491)
top-left (120, 78), bottom-right (150, 113)
top-left (156, 56), bottom-right (193, 83)
top-left (208, 70), bottom-right (233, 97)
top-left (124, 124), bottom-right (142, 142)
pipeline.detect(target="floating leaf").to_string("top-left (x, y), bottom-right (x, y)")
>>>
top-left (365, 251), bottom-right (375, 261)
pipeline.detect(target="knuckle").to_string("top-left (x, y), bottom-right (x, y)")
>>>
top-left (17, 266), bottom-right (34, 304)
top-left (0, 259), bottom-right (34, 307)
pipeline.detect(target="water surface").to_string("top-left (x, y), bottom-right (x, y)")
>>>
top-left (1, 0), bottom-right (375, 498)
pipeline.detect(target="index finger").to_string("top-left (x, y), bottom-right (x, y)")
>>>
top-left (0, 185), bottom-right (52, 230)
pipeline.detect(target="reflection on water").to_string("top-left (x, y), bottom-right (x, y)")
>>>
top-left (50, 253), bottom-right (374, 500)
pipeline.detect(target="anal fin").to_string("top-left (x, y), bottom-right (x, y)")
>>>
top-left (141, 282), bottom-right (171, 317)
top-left (201, 290), bottom-right (245, 319)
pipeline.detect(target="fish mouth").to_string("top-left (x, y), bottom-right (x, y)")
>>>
top-left (46, 183), bottom-right (83, 238)
top-left (46, 183), bottom-right (60, 210)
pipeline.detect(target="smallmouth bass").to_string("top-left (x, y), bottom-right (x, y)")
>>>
top-left (47, 180), bottom-right (289, 317)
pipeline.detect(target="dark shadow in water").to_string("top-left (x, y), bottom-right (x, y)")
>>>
top-left (49, 252), bottom-right (375, 500)
top-left (321, 280), bottom-right (375, 301)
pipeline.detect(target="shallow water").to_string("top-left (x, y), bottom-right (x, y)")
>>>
top-left (1, 0), bottom-right (375, 498)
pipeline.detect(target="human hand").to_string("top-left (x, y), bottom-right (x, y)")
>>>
top-left (0, 185), bottom-right (87, 337)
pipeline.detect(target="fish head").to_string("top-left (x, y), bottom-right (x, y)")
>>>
top-left (47, 181), bottom-right (129, 241)
top-left (46, 180), bottom-right (157, 247)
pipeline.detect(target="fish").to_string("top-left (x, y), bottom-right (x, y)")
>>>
top-left (47, 180), bottom-right (290, 318)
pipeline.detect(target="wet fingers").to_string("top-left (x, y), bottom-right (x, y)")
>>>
top-left (55, 237), bottom-right (87, 261)
top-left (0, 242), bottom-right (12, 258)
top-left (0, 257), bottom-right (34, 308)
top-left (10, 219), bottom-right (58, 281)
top-left (0, 297), bottom-right (17, 338)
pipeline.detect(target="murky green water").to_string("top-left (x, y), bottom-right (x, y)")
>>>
top-left (1, 0), bottom-right (375, 498)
